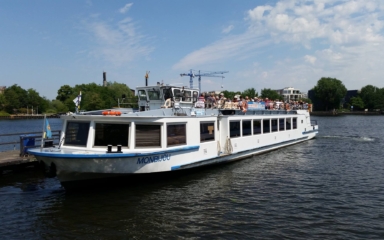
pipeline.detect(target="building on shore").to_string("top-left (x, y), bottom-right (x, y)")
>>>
top-left (0, 86), bottom-right (6, 94)
top-left (274, 87), bottom-right (304, 102)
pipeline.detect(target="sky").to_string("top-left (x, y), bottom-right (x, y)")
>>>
top-left (1, 0), bottom-right (384, 100)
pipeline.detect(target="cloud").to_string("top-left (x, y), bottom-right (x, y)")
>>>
top-left (119, 3), bottom-right (133, 14)
top-left (83, 15), bottom-right (153, 66)
top-left (174, 0), bottom-right (384, 90)
top-left (222, 25), bottom-right (234, 34)
top-left (173, 33), bottom-right (270, 70)
top-left (304, 55), bottom-right (316, 64)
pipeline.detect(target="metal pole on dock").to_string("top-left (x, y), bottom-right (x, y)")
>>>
top-left (40, 114), bottom-right (46, 151)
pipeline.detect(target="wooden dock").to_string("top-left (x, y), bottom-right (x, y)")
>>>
top-left (0, 150), bottom-right (39, 174)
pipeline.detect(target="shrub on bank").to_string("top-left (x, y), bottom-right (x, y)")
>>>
top-left (0, 111), bottom-right (11, 116)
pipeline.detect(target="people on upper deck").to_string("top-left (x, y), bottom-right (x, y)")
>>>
top-left (198, 93), bottom-right (205, 102)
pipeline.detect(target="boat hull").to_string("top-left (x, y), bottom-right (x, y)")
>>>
top-left (34, 132), bottom-right (316, 186)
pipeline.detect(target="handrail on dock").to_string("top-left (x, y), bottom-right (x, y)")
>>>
top-left (0, 130), bottom-right (61, 156)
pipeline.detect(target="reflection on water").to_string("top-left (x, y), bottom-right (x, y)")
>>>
top-left (1, 115), bottom-right (384, 239)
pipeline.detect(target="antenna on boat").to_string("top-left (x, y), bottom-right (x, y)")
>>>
top-left (145, 71), bottom-right (150, 86)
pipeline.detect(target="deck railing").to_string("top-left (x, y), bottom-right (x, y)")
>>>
top-left (310, 120), bottom-right (318, 126)
top-left (0, 130), bottom-right (61, 156)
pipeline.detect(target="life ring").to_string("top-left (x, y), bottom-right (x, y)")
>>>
top-left (102, 110), bottom-right (121, 116)
top-left (163, 98), bottom-right (172, 108)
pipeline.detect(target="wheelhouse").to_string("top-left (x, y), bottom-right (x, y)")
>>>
top-left (137, 84), bottom-right (199, 111)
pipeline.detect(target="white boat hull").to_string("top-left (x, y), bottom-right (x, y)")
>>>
top-left (33, 131), bottom-right (316, 184)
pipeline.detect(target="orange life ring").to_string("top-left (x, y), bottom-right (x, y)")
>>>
top-left (102, 110), bottom-right (121, 116)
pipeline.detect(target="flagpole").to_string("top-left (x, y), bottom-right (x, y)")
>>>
top-left (40, 114), bottom-right (46, 151)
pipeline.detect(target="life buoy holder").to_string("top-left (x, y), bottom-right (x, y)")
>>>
top-left (163, 98), bottom-right (172, 108)
top-left (102, 110), bottom-right (121, 116)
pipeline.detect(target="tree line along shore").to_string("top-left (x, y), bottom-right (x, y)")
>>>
top-left (0, 77), bottom-right (383, 117)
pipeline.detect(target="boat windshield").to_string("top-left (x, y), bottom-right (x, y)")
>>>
top-left (138, 90), bottom-right (147, 100)
top-left (148, 90), bottom-right (161, 100)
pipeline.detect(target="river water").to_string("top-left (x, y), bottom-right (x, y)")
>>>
top-left (1, 115), bottom-right (384, 239)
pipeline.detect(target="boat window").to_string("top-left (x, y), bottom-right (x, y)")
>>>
top-left (135, 124), bottom-right (161, 148)
top-left (173, 89), bottom-right (181, 101)
top-left (271, 119), bottom-right (278, 132)
top-left (94, 123), bottom-right (129, 147)
top-left (286, 118), bottom-right (292, 130)
top-left (193, 91), bottom-right (199, 102)
top-left (230, 121), bottom-right (241, 138)
top-left (279, 119), bottom-right (285, 131)
top-left (64, 121), bottom-right (90, 147)
top-left (138, 90), bottom-right (147, 101)
top-left (182, 90), bottom-right (192, 102)
top-left (293, 118), bottom-right (297, 129)
top-left (163, 88), bottom-right (173, 100)
top-left (253, 120), bottom-right (262, 135)
top-left (200, 122), bottom-right (215, 142)
top-left (242, 120), bottom-right (252, 136)
top-left (167, 124), bottom-right (186, 147)
top-left (148, 90), bottom-right (161, 100)
top-left (263, 119), bottom-right (270, 134)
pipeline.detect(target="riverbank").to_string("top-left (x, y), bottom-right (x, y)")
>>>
top-left (0, 114), bottom-right (60, 119)
top-left (310, 111), bottom-right (382, 116)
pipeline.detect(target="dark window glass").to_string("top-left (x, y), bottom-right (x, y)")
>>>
top-left (253, 120), bottom-right (261, 135)
top-left (272, 119), bottom-right (278, 132)
top-left (200, 122), bottom-right (215, 142)
top-left (167, 124), bottom-right (186, 146)
top-left (230, 121), bottom-right (241, 138)
top-left (242, 121), bottom-right (252, 136)
top-left (138, 90), bottom-right (147, 100)
top-left (286, 118), bottom-right (292, 130)
top-left (163, 88), bottom-right (173, 101)
top-left (64, 122), bottom-right (90, 146)
top-left (293, 118), bottom-right (297, 129)
top-left (279, 119), bottom-right (285, 131)
top-left (148, 90), bottom-right (160, 100)
top-left (95, 123), bottom-right (129, 146)
top-left (136, 125), bottom-right (161, 147)
top-left (173, 89), bottom-right (181, 101)
top-left (182, 90), bottom-right (192, 102)
top-left (263, 119), bottom-right (270, 134)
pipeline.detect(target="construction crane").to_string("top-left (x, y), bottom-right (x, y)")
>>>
top-left (180, 69), bottom-right (228, 92)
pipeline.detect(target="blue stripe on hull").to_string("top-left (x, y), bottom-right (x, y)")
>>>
top-left (29, 145), bottom-right (200, 159)
top-left (171, 136), bottom-right (310, 170)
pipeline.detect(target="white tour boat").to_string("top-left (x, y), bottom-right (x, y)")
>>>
top-left (29, 83), bottom-right (318, 188)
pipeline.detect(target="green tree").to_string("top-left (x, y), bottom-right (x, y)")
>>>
top-left (221, 90), bottom-right (241, 100)
top-left (260, 88), bottom-right (283, 100)
top-left (51, 100), bottom-right (69, 113)
top-left (359, 85), bottom-right (384, 110)
top-left (312, 77), bottom-right (347, 111)
top-left (56, 85), bottom-right (74, 102)
top-left (301, 97), bottom-right (312, 104)
top-left (0, 94), bottom-right (5, 111)
top-left (349, 96), bottom-right (364, 110)
top-left (57, 82), bottom-right (137, 111)
top-left (360, 85), bottom-right (376, 109)
top-left (86, 92), bottom-right (104, 110)
top-left (242, 88), bottom-right (258, 99)
top-left (3, 85), bottom-right (28, 113)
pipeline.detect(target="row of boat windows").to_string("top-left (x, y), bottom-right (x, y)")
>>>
top-left (64, 118), bottom-right (298, 148)
top-left (64, 121), bottom-right (215, 148)
top-left (138, 89), bottom-right (198, 102)
top-left (229, 118), bottom-right (297, 138)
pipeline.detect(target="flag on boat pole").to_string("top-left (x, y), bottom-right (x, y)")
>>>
top-left (44, 118), bottom-right (52, 139)
top-left (40, 114), bottom-right (47, 151)
top-left (73, 91), bottom-right (82, 113)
